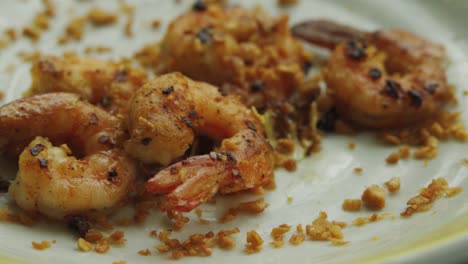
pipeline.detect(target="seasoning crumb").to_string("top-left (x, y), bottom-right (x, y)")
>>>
top-left (87, 8), bottom-right (118, 26)
top-left (138, 249), bottom-right (152, 256)
top-left (385, 151), bottom-right (400, 164)
top-left (354, 167), bottom-right (363, 174)
top-left (32, 241), bottom-right (51, 250)
top-left (446, 187), bottom-right (463, 198)
top-left (401, 178), bottom-right (452, 217)
top-left (342, 199), bottom-right (362, 212)
top-left (361, 185), bottom-right (386, 210)
top-left (306, 212), bottom-right (346, 244)
top-left (151, 19), bottom-right (162, 29)
top-left (278, 0), bottom-right (299, 7)
top-left (348, 142), bottom-right (356, 150)
top-left (245, 230), bottom-right (263, 254)
top-left (384, 177), bottom-right (401, 193)
top-left (77, 238), bottom-right (93, 252)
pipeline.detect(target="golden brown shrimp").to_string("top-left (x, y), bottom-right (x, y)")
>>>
top-left (9, 137), bottom-right (136, 219)
top-left (28, 56), bottom-right (147, 117)
top-left (0, 93), bottom-right (124, 158)
top-left (0, 93), bottom-right (135, 219)
top-left (292, 20), bottom-right (452, 128)
top-left (157, 4), bottom-right (311, 109)
top-left (125, 73), bottom-right (274, 212)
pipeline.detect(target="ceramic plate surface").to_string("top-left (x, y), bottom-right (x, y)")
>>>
top-left (0, 0), bottom-right (467, 263)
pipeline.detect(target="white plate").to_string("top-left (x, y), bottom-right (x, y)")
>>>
top-left (1, 0), bottom-right (468, 263)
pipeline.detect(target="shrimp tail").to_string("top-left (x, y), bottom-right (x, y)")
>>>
top-left (292, 19), bottom-right (366, 49)
top-left (147, 155), bottom-right (224, 212)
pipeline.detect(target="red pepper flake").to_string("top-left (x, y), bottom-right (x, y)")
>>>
top-left (382, 80), bottom-right (401, 99)
top-left (368, 68), bottom-right (381, 80)
top-left (346, 40), bottom-right (365, 60)
top-left (38, 158), bottom-right (48, 168)
top-left (408, 90), bottom-right (423, 108)
top-left (30, 144), bottom-right (45, 156)
top-left (162, 86), bottom-right (174, 95)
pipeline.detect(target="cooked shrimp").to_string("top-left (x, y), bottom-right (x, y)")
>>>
top-left (157, 4), bottom-right (311, 109)
top-left (0, 93), bottom-right (124, 157)
top-left (9, 137), bottom-right (136, 219)
top-left (28, 56), bottom-right (147, 117)
top-left (292, 20), bottom-right (452, 128)
top-left (125, 73), bottom-right (274, 212)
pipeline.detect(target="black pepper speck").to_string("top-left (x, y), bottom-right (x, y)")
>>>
top-left (30, 144), bottom-right (45, 156)
top-left (346, 40), bottom-right (365, 60)
top-left (369, 68), bottom-right (382, 80)
top-left (38, 158), bottom-right (48, 168)
top-left (65, 215), bottom-right (90, 237)
top-left (250, 80), bottom-right (264, 92)
top-left (162, 86), bottom-right (174, 95)
top-left (196, 27), bottom-right (212, 44)
top-left (192, 0), bottom-right (207, 11)
top-left (317, 108), bottom-right (338, 132)
top-left (408, 90), bottom-right (423, 108)
top-left (383, 80), bottom-right (401, 99)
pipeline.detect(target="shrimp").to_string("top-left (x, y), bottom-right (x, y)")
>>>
top-left (9, 137), bottom-right (136, 219)
top-left (157, 4), bottom-right (311, 109)
top-left (0, 93), bottom-right (135, 219)
top-left (28, 56), bottom-right (147, 117)
top-left (292, 20), bottom-right (452, 128)
top-left (125, 73), bottom-right (274, 212)
top-left (0, 93), bottom-right (124, 158)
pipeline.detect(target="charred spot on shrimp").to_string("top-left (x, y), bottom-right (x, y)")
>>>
top-left (192, 0), bottom-right (207, 11)
top-left (0, 180), bottom-right (10, 193)
top-left (141, 137), bottom-right (152, 145)
top-left (346, 40), bottom-right (366, 60)
top-left (98, 134), bottom-right (110, 144)
top-left (107, 168), bottom-right (118, 182)
top-left (244, 120), bottom-right (257, 132)
top-left (317, 108), bottom-right (338, 131)
top-left (196, 27), bottom-right (212, 44)
top-left (424, 83), bottom-right (438, 94)
top-left (88, 112), bottom-right (99, 125)
top-left (369, 68), bottom-right (382, 80)
top-left (38, 158), bottom-right (48, 168)
top-left (408, 91), bottom-right (423, 108)
top-left (250, 80), bottom-right (264, 92)
top-left (99, 94), bottom-right (111, 107)
top-left (188, 110), bottom-right (198, 119)
top-left (162, 86), bottom-right (174, 95)
top-left (30, 144), bottom-right (45, 156)
top-left (114, 69), bottom-right (128, 82)
top-left (180, 116), bottom-right (194, 128)
top-left (226, 152), bottom-right (237, 163)
top-left (382, 80), bottom-right (401, 99)
top-left (65, 215), bottom-right (90, 237)
top-left (303, 61), bottom-right (313, 74)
